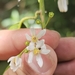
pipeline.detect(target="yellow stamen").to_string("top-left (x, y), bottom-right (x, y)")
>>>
top-left (33, 48), bottom-right (40, 55)
top-left (31, 36), bottom-right (38, 42)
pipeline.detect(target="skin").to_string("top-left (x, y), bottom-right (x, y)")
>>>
top-left (1, 29), bottom-right (74, 75)
top-left (0, 29), bottom-right (60, 75)
top-left (54, 37), bottom-right (75, 75)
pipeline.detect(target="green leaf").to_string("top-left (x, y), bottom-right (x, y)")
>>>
top-left (8, 23), bottom-right (20, 30)
top-left (0, 61), bottom-right (8, 75)
top-left (3, 65), bottom-right (10, 75)
top-left (11, 10), bottom-right (19, 20)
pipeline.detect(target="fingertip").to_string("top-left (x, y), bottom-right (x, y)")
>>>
top-left (47, 45), bottom-right (57, 73)
top-left (55, 37), bottom-right (75, 61)
top-left (44, 29), bottom-right (60, 49)
top-left (22, 45), bottom-right (57, 75)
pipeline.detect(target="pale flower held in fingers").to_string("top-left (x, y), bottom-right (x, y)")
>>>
top-left (58, 0), bottom-right (68, 12)
top-left (26, 40), bottom-right (50, 67)
top-left (8, 56), bottom-right (22, 72)
top-left (25, 28), bottom-right (46, 43)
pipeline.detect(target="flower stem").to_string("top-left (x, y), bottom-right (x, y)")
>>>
top-left (39, 0), bottom-right (46, 29)
top-left (18, 11), bottom-right (41, 29)
top-left (18, 17), bottom-right (35, 29)
top-left (18, 49), bottom-right (25, 57)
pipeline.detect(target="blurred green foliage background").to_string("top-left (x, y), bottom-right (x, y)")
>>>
top-left (0, 0), bottom-right (75, 75)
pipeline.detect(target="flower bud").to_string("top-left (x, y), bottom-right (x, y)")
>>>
top-left (36, 19), bottom-right (41, 24)
top-left (25, 41), bottom-right (30, 46)
top-left (49, 12), bottom-right (54, 18)
top-left (25, 49), bottom-right (29, 53)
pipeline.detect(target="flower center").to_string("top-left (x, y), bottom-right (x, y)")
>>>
top-left (33, 48), bottom-right (40, 55)
top-left (31, 36), bottom-right (38, 42)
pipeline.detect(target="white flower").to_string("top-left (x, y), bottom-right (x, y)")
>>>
top-left (27, 40), bottom-right (50, 67)
top-left (25, 28), bottom-right (46, 43)
top-left (58, 0), bottom-right (68, 12)
top-left (8, 56), bottom-right (22, 72)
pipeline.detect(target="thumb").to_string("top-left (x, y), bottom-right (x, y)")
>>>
top-left (4, 45), bottom-right (57, 75)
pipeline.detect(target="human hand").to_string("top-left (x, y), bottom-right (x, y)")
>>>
top-left (0, 29), bottom-right (60, 75)
top-left (54, 37), bottom-right (75, 75)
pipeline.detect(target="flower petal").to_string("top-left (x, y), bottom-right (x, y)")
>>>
top-left (28, 52), bottom-right (33, 63)
top-left (41, 44), bottom-right (46, 49)
top-left (15, 56), bottom-right (22, 66)
top-left (36, 39), bottom-right (45, 48)
top-left (13, 67), bottom-right (19, 72)
top-left (26, 42), bottom-right (35, 51)
top-left (37, 29), bottom-right (46, 39)
top-left (30, 28), bottom-right (35, 36)
top-left (10, 61), bottom-right (16, 69)
top-left (18, 58), bottom-right (22, 67)
top-left (36, 54), bottom-right (43, 67)
top-left (25, 33), bottom-right (31, 41)
top-left (58, 0), bottom-right (68, 12)
top-left (41, 49), bottom-right (50, 54)
top-left (15, 56), bottom-right (19, 66)
top-left (7, 56), bottom-right (15, 63)
top-left (8, 56), bottom-right (22, 72)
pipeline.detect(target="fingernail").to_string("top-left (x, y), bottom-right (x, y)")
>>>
top-left (28, 54), bottom-right (53, 73)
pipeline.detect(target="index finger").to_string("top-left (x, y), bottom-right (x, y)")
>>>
top-left (0, 29), bottom-right (60, 60)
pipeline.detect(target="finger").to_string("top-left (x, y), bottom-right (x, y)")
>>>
top-left (55, 37), bottom-right (75, 61)
top-left (4, 45), bottom-right (57, 75)
top-left (0, 29), bottom-right (60, 60)
top-left (54, 59), bottom-right (75, 75)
